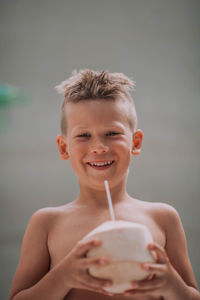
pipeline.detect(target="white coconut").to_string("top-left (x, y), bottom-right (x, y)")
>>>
top-left (83, 220), bottom-right (155, 293)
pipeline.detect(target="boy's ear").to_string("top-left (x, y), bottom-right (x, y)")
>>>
top-left (132, 129), bottom-right (143, 155)
top-left (56, 135), bottom-right (70, 160)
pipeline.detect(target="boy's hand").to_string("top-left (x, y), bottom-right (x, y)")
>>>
top-left (61, 238), bottom-right (113, 296)
top-left (123, 243), bottom-right (185, 298)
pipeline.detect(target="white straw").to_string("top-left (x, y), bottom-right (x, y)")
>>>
top-left (104, 180), bottom-right (115, 221)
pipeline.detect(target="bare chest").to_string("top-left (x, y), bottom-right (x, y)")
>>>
top-left (48, 205), bottom-right (165, 269)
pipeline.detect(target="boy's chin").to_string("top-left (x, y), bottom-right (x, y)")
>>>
top-left (89, 180), bottom-right (109, 190)
top-left (85, 176), bottom-right (126, 191)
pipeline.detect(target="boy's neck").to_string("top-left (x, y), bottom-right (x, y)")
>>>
top-left (76, 180), bottom-right (130, 209)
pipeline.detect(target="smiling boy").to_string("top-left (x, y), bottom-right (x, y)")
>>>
top-left (9, 70), bottom-right (200, 300)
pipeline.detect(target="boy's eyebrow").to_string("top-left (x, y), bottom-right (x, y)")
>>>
top-left (71, 126), bottom-right (90, 133)
top-left (73, 123), bottom-right (125, 131)
top-left (71, 124), bottom-right (127, 137)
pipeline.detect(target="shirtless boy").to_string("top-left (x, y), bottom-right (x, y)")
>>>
top-left (9, 69), bottom-right (200, 300)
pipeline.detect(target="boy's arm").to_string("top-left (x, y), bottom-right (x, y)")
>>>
top-left (162, 204), bottom-right (199, 298)
top-left (9, 209), bottom-right (113, 300)
top-left (8, 209), bottom-right (71, 300)
top-left (124, 204), bottom-right (200, 299)
top-left (164, 205), bottom-right (198, 290)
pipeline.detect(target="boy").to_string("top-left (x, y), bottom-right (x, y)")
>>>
top-left (9, 69), bottom-right (200, 300)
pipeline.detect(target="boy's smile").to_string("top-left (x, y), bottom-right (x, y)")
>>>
top-left (86, 160), bottom-right (115, 170)
top-left (57, 99), bottom-right (143, 190)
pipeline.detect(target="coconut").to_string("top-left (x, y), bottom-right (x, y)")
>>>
top-left (83, 220), bottom-right (155, 293)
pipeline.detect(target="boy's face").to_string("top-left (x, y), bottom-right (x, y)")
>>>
top-left (57, 99), bottom-right (143, 190)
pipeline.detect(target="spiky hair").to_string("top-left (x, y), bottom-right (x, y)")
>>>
top-left (55, 69), bottom-right (137, 134)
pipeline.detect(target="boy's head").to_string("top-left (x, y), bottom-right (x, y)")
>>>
top-left (55, 69), bottom-right (138, 136)
top-left (55, 69), bottom-right (143, 188)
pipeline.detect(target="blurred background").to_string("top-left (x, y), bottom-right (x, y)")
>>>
top-left (0, 0), bottom-right (199, 298)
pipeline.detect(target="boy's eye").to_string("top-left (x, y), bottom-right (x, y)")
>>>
top-left (77, 133), bottom-right (90, 138)
top-left (106, 132), bottom-right (119, 136)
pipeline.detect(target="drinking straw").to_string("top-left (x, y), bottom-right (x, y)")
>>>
top-left (104, 180), bottom-right (115, 221)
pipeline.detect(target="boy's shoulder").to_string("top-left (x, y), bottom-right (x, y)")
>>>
top-left (33, 202), bottom-right (74, 215)
top-left (145, 200), bottom-right (181, 232)
top-left (30, 202), bottom-right (77, 229)
top-left (135, 198), bottom-right (178, 215)
top-left (150, 201), bottom-right (179, 219)
top-left (145, 200), bottom-right (178, 215)
top-left (134, 199), bottom-right (181, 228)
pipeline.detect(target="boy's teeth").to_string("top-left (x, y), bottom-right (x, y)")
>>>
top-left (90, 161), bottom-right (113, 166)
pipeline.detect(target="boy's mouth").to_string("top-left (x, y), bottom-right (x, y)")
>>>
top-left (87, 160), bottom-right (115, 170)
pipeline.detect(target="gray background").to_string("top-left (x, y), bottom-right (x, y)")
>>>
top-left (0, 0), bottom-right (199, 298)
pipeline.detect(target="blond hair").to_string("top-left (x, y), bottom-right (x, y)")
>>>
top-left (55, 69), bottom-right (137, 134)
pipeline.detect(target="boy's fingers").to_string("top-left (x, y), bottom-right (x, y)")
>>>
top-left (148, 243), bottom-right (168, 264)
top-left (124, 287), bottom-right (157, 297)
top-left (85, 272), bottom-right (112, 288)
top-left (131, 276), bottom-right (162, 291)
top-left (78, 272), bottom-right (112, 291)
top-left (124, 277), bottom-right (162, 296)
top-left (141, 262), bottom-right (166, 275)
top-left (77, 280), bottom-right (113, 296)
top-left (76, 239), bottom-right (101, 257)
top-left (80, 257), bottom-right (108, 268)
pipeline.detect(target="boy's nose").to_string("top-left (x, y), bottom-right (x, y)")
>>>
top-left (90, 141), bottom-right (109, 154)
